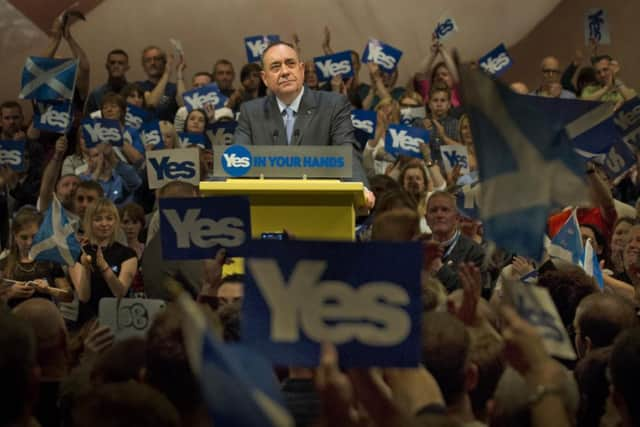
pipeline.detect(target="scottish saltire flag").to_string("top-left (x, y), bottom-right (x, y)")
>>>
top-left (177, 293), bottom-right (294, 427)
top-left (20, 57), bottom-right (78, 100)
top-left (614, 97), bottom-right (640, 148)
top-left (547, 210), bottom-right (583, 264)
top-left (582, 238), bottom-right (604, 289)
top-left (460, 65), bottom-right (589, 259)
top-left (29, 195), bottom-right (80, 266)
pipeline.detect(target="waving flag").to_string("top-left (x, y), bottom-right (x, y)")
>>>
top-left (582, 238), bottom-right (604, 289)
top-left (547, 210), bottom-right (583, 264)
top-left (29, 195), bottom-right (80, 266)
top-left (460, 65), bottom-right (589, 259)
top-left (455, 182), bottom-right (481, 220)
top-left (20, 57), bottom-right (78, 100)
top-left (177, 292), bottom-right (294, 427)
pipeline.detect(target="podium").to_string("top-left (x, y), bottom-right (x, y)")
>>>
top-left (199, 179), bottom-right (366, 241)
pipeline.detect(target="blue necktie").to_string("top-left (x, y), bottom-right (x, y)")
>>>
top-left (283, 107), bottom-right (295, 144)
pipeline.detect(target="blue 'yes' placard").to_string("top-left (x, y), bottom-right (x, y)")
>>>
top-left (244, 35), bottom-right (280, 63)
top-left (478, 43), bottom-right (513, 77)
top-left (362, 39), bottom-right (403, 73)
top-left (313, 51), bottom-right (354, 82)
top-left (81, 118), bottom-right (123, 148)
top-left (183, 84), bottom-right (227, 111)
top-left (385, 124), bottom-right (430, 159)
top-left (242, 240), bottom-right (422, 367)
top-left (0, 140), bottom-right (25, 171)
top-left (159, 196), bottom-right (251, 259)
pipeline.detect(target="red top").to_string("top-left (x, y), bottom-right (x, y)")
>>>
top-left (547, 206), bottom-right (617, 243)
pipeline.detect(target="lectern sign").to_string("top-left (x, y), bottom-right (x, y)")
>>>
top-left (213, 145), bottom-right (353, 178)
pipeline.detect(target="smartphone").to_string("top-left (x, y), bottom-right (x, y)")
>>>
top-left (261, 232), bottom-right (288, 240)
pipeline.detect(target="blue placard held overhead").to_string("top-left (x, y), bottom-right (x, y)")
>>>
top-left (206, 121), bottom-right (237, 146)
top-left (33, 100), bottom-right (72, 134)
top-left (351, 110), bottom-right (377, 148)
top-left (125, 103), bottom-right (151, 129)
top-left (159, 196), bottom-right (251, 259)
top-left (602, 140), bottom-right (636, 180)
top-left (362, 39), bottom-right (403, 73)
top-left (81, 118), bottom-right (123, 148)
top-left (182, 84), bottom-right (227, 112)
top-left (140, 120), bottom-right (164, 149)
top-left (244, 35), bottom-right (280, 63)
top-left (385, 124), bottom-right (429, 159)
top-left (433, 17), bottom-right (458, 40)
top-left (478, 43), bottom-right (513, 77)
top-left (178, 132), bottom-right (211, 150)
top-left (243, 240), bottom-right (423, 368)
top-left (0, 140), bottom-right (25, 171)
top-left (313, 51), bottom-right (354, 82)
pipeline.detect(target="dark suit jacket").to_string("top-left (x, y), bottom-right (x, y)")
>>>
top-left (436, 233), bottom-right (488, 293)
top-left (233, 88), bottom-right (367, 184)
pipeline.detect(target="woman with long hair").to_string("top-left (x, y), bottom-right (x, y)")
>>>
top-left (70, 198), bottom-right (137, 324)
top-left (0, 207), bottom-right (73, 307)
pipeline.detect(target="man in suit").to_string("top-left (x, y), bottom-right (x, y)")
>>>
top-left (233, 41), bottom-right (368, 184)
top-left (426, 191), bottom-right (487, 292)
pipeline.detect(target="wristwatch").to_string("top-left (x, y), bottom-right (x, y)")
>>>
top-left (526, 383), bottom-right (563, 406)
top-left (426, 160), bottom-right (435, 168)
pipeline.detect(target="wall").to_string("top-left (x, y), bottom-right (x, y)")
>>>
top-left (507, 0), bottom-right (638, 92)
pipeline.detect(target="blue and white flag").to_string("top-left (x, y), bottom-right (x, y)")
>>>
top-left (81, 118), bottom-right (123, 148)
top-left (384, 124), bottom-right (429, 159)
top-left (460, 65), bottom-right (589, 259)
top-left (244, 35), bottom-right (280, 63)
top-left (564, 101), bottom-right (618, 159)
top-left (33, 100), bottom-right (72, 133)
top-left (613, 97), bottom-right (640, 148)
top-left (548, 210), bottom-right (583, 265)
top-left (478, 43), bottom-right (513, 77)
top-left (351, 109), bottom-right (377, 148)
top-left (182, 84), bottom-right (227, 111)
top-left (177, 292), bottom-right (294, 427)
top-left (313, 51), bottom-right (354, 82)
top-left (362, 39), bottom-right (403, 73)
top-left (159, 196), bottom-right (251, 259)
top-left (585, 8), bottom-right (611, 45)
top-left (206, 121), bottom-right (237, 146)
top-left (433, 17), bottom-right (458, 41)
top-left (20, 57), bottom-right (78, 100)
top-left (178, 132), bottom-right (210, 150)
top-left (29, 195), bottom-right (80, 266)
top-left (0, 140), bottom-right (25, 172)
top-left (582, 238), bottom-right (604, 289)
top-left (243, 240), bottom-right (422, 367)
top-left (125, 103), bottom-right (151, 129)
top-left (140, 120), bottom-right (164, 149)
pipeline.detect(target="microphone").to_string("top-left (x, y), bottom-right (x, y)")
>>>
top-left (272, 130), bottom-right (279, 144)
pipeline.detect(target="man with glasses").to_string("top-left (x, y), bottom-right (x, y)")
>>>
top-left (85, 49), bottom-right (130, 114)
top-left (531, 56), bottom-right (576, 99)
top-left (137, 46), bottom-right (180, 121)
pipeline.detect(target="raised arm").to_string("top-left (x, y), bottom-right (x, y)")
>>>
top-left (39, 136), bottom-right (67, 212)
top-left (145, 54), bottom-right (173, 108)
top-left (321, 26), bottom-right (334, 55)
top-left (175, 56), bottom-right (187, 107)
top-left (63, 25), bottom-right (90, 100)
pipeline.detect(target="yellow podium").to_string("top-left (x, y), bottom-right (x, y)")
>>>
top-left (200, 179), bottom-right (366, 241)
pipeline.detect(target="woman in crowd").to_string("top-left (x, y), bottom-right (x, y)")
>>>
top-left (100, 92), bottom-right (145, 164)
top-left (0, 207), bottom-right (73, 307)
top-left (120, 202), bottom-right (146, 298)
top-left (182, 108), bottom-right (214, 179)
top-left (62, 127), bottom-right (89, 176)
top-left (610, 217), bottom-right (636, 275)
top-left (398, 158), bottom-right (446, 233)
top-left (121, 83), bottom-right (147, 110)
top-left (458, 114), bottom-right (478, 173)
top-left (70, 198), bottom-right (138, 324)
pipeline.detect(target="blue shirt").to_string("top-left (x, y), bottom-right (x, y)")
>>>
top-left (136, 80), bottom-right (179, 121)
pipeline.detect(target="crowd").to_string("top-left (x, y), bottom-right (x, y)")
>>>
top-left (1, 11), bottom-right (640, 427)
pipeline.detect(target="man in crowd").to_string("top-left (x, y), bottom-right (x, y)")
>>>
top-left (233, 41), bottom-right (368, 184)
top-left (85, 49), bottom-right (130, 114)
top-left (212, 59), bottom-right (236, 98)
top-left (581, 55), bottom-right (636, 103)
top-left (426, 191), bottom-right (487, 292)
top-left (531, 56), bottom-right (576, 99)
top-left (137, 46), bottom-right (180, 121)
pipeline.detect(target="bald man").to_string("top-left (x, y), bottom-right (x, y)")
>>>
top-left (573, 293), bottom-right (639, 358)
top-left (531, 56), bottom-right (576, 99)
top-left (13, 298), bottom-right (69, 427)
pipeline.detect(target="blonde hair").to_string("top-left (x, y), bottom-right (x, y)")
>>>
top-left (159, 121), bottom-right (178, 149)
top-left (375, 97), bottom-right (401, 123)
top-left (400, 91), bottom-right (424, 105)
top-left (83, 198), bottom-right (120, 245)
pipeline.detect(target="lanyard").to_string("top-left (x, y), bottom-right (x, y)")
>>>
top-left (442, 229), bottom-right (461, 259)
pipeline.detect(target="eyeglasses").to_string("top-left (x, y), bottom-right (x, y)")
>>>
top-left (542, 69), bottom-right (561, 75)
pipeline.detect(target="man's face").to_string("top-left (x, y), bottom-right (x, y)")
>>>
top-left (426, 195), bottom-right (458, 238)
top-left (403, 167), bottom-right (425, 196)
top-left (216, 281), bottom-right (243, 308)
top-left (192, 74), bottom-right (212, 89)
top-left (142, 48), bottom-right (166, 79)
top-left (541, 57), bottom-right (561, 85)
top-left (56, 175), bottom-right (80, 205)
top-left (595, 59), bottom-right (612, 85)
top-left (74, 187), bottom-right (99, 218)
top-left (86, 147), bottom-right (103, 172)
top-left (102, 101), bottom-right (123, 121)
top-left (1, 107), bottom-right (23, 138)
top-left (214, 63), bottom-right (235, 90)
top-left (106, 53), bottom-right (129, 79)
top-left (429, 91), bottom-right (451, 118)
top-left (261, 45), bottom-right (305, 101)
